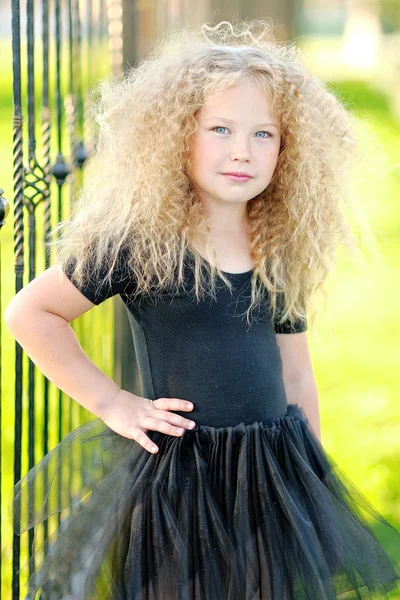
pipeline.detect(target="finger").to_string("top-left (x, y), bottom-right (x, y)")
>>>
top-left (130, 427), bottom-right (159, 454)
top-left (140, 416), bottom-right (186, 437)
top-left (155, 397), bottom-right (194, 411)
top-left (157, 410), bottom-right (196, 430)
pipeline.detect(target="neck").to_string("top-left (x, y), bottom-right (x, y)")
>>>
top-left (202, 206), bottom-right (250, 236)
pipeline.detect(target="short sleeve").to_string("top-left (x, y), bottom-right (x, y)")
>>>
top-left (273, 292), bottom-right (308, 334)
top-left (62, 246), bottom-right (135, 306)
top-left (274, 317), bottom-right (307, 334)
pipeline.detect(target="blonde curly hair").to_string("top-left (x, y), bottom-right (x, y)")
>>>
top-left (49, 17), bottom-right (384, 331)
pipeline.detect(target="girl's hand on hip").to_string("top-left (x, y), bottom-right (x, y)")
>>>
top-left (100, 389), bottom-right (196, 453)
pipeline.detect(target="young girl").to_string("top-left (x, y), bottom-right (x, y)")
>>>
top-left (6, 18), bottom-right (400, 600)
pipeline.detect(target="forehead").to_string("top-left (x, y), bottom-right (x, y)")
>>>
top-left (198, 83), bottom-right (280, 124)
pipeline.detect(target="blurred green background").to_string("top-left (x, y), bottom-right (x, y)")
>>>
top-left (1, 2), bottom-right (400, 597)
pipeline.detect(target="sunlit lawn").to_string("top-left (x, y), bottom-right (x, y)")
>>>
top-left (1, 36), bottom-right (400, 597)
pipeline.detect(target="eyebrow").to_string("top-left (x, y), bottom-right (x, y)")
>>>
top-left (203, 117), bottom-right (280, 129)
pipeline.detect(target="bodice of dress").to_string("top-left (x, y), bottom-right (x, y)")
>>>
top-left (64, 248), bottom-right (307, 427)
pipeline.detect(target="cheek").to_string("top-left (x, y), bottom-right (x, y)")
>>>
top-left (264, 140), bottom-right (281, 166)
top-left (273, 137), bottom-right (282, 158)
top-left (199, 130), bottom-right (222, 155)
top-left (192, 138), bottom-right (219, 171)
top-left (188, 143), bottom-right (213, 183)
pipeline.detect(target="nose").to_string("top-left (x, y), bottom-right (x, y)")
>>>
top-left (230, 139), bottom-right (251, 162)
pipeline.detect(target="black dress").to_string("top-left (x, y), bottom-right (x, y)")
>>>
top-left (11, 247), bottom-right (400, 599)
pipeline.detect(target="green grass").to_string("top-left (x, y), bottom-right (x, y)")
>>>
top-left (1, 36), bottom-right (400, 597)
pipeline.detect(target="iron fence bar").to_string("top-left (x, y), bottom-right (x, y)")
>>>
top-left (53, 1), bottom-right (71, 551)
top-left (11, 0), bottom-right (24, 596)
top-left (25, 0), bottom-right (52, 590)
top-left (42, 0), bottom-right (51, 550)
top-left (26, 1), bottom-right (36, 587)
top-left (0, 189), bottom-right (10, 600)
top-left (41, 0), bottom-right (52, 595)
top-left (65, 0), bottom-right (76, 550)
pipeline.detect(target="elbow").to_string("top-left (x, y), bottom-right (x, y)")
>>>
top-left (4, 297), bottom-right (24, 335)
top-left (4, 293), bottom-right (39, 337)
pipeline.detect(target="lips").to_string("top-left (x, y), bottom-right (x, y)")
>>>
top-left (222, 172), bottom-right (252, 177)
top-left (221, 173), bottom-right (253, 181)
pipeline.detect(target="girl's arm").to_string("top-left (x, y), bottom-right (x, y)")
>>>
top-left (276, 332), bottom-right (321, 441)
top-left (4, 266), bottom-right (121, 419)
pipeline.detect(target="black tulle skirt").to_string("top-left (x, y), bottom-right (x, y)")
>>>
top-left (11, 402), bottom-right (400, 600)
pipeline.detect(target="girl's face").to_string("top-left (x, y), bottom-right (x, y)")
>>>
top-left (187, 79), bottom-right (281, 210)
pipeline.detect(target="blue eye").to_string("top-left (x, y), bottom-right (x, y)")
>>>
top-left (255, 131), bottom-right (272, 138)
top-left (212, 127), bottom-right (272, 138)
top-left (212, 126), bottom-right (229, 134)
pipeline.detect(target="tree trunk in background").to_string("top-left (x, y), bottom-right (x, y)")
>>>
top-left (342, 0), bottom-right (381, 70)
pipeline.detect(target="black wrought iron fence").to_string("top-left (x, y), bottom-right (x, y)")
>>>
top-left (1, 1), bottom-right (124, 598)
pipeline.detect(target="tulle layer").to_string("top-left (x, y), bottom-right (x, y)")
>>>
top-left (11, 403), bottom-right (400, 600)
